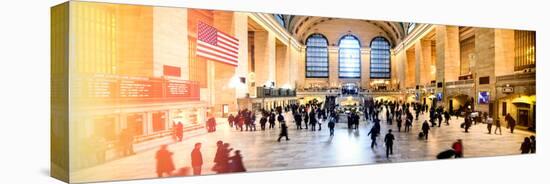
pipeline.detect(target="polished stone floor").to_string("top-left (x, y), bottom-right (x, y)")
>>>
top-left (71, 107), bottom-right (535, 183)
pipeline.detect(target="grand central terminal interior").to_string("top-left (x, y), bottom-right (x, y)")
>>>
top-left (51, 2), bottom-right (536, 182)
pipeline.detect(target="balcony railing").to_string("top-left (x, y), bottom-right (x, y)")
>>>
top-left (445, 79), bottom-right (474, 86)
top-left (496, 72), bottom-right (536, 82)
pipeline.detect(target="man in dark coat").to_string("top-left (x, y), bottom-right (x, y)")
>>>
top-left (422, 120), bottom-right (430, 140)
top-left (368, 125), bottom-right (379, 148)
top-left (259, 114), bottom-right (267, 131)
top-left (309, 110), bottom-right (317, 131)
top-left (191, 143), bottom-right (203, 175)
top-left (384, 129), bottom-right (395, 158)
top-left (294, 112), bottom-right (302, 130)
top-left (303, 111), bottom-right (309, 130)
top-left (268, 112), bottom-right (276, 129)
top-left (506, 113), bottom-right (516, 133)
top-left (277, 122), bottom-right (290, 142)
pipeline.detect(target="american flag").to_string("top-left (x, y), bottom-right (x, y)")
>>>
top-left (197, 21), bottom-right (239, 67)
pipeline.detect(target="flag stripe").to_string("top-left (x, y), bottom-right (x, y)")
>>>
top-left (218, 37), bottom-right (239, 49)
top-left (197, 40), bottom-right (238, 58)
top-left (217, 41), bottom-right (239, 54)
top-left (197, 44), bottom-right (239, 63)
top-left (218, 31), bottom-right (239, 44)
top-left (197, 52), bottom-right (238, 66)
top-left (217, 38), bottom-right (239, 50)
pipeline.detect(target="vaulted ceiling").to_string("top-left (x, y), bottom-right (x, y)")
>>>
top-left (275, 15), bottom-right (408, 48)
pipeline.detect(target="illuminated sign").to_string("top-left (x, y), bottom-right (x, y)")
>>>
top-left (73, 74), bottom-right (200, 103)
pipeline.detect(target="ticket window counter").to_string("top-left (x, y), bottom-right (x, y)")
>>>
top-left (152, 112), bottom-right (166, 132)
top-left (170, 108), bottom-right (203, 130)
top-left (126, 114), bottom-right (144, 136)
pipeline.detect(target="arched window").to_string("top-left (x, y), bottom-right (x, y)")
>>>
top-left (338, 35), bottom-right (361, 78)
top-left (305, 33), bottom-right (329, 78)
top-left (370, 37), bottom-right (391, 79)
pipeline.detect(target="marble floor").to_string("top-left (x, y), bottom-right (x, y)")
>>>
top-left (71, 108), bottom-right (535, 183)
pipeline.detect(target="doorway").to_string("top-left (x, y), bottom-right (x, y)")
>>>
top-left (518, 109), bottom-right (529, 126)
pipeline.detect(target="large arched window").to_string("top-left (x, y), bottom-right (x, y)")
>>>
top-left (338, 35), bottom-right (361, 78)
top-left (305, 33), bottom-right (329, 78)
top-left (370, 37), bottom-right (391, 79)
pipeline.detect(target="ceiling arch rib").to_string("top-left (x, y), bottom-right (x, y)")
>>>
top-left (286, 15), bottom-right (405, 48)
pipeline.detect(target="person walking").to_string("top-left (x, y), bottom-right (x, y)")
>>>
top-left (259, 114), bottom-right (267, 131)
top-left (155, 145), bottom-right (175, 177)
top-left (303, 111), bottom-right (309, 130)
top-left (486, 116), bottom-right (494, 134)
top-left (368, 125), bottom-right (379, 148)
top-left (268, 112), bottom-right (276, 129)
top-left (405, 112), bottom-right (413, 133)
top-left (494, 119), bottom-right (502, 135)
top-left (277, 122), bottom-right (290, 142)
top-left (384, 129), bottom-right (395, 158)
top-left (294, 112), bottom-right (303, 130)
top-left (228, 150), bottom-right (246, 173)
top-left (309, 110), bottom-right (317, 131)
top-left (396, 114), bottom-right (403, 132)
top-left (444, 111), bottom-right (450, 126)
top-left (328, 114), bottom-right (336, 136)
top-left (506, 113), bottom-right (516, 133)
top-left (452, 139), bottom-right (463, 158)
top-left (520, 137), bottom-right (532, 154)
top-left (227, 114), bottom-right (235, 128)
top-left (191, 143), bottom-right (203, 175)
top-left (421, 120), bottom-right (430, 140)
top-left (175, 122), bottom-right (184, 142)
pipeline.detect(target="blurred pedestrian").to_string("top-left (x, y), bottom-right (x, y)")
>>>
top-left (422, 120), bottom-right (430, 140)
top-left (277, 122), bottom-right (290, 142)
top-left (384, 129), bottom-right (395, 158)
top-left (191, 143), bottom-right (203, 175)
top-left (452, 139), bottom-right (463, 158)
top-left (229, 150), bottom-right (246, 172)
top-left (521, 137), bottom-right (532, 154)
top-left (155, 145), bottom-right (175, 177)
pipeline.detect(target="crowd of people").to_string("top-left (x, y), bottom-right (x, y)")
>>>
top-left (153, 96), bottom-right (535, 176)
top-left (155, 140), bottom-right (247, 178)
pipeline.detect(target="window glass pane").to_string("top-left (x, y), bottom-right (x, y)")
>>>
top-left (306, 33), bottom-right (329, 78)
top-left (370, 37), bottom-right (391, 79)
top-left (339, 35), bottom-right (361, 78)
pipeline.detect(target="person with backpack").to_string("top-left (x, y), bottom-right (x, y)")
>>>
top-left (421, 120), bottom-right (430, 140)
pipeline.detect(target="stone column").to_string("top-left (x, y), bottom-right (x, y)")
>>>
top-left (212, 11), bottom-right (236, 116)
top-left (254, 31), bottom-right (276, 88)
top-left (474, 28), bottom-right (515, 113)
top-left (395, 51), bottom-right (407, 90)
top-left (328, 46), bottom-right (339, 87)
top-left (360, 48), bottom-right (370, 89)
top-left (405, 49), bottom-right (416, 89)
top-left (276, 43), bottom-right (290, 87)
top-left (415, 39), bottom-right (434, 86)
top-left (435, 25), bottom-right (460, 107)
top-left (233, 12), bottom-right (249, 98)
top-left (295, 47), bottom-right (306, 89)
